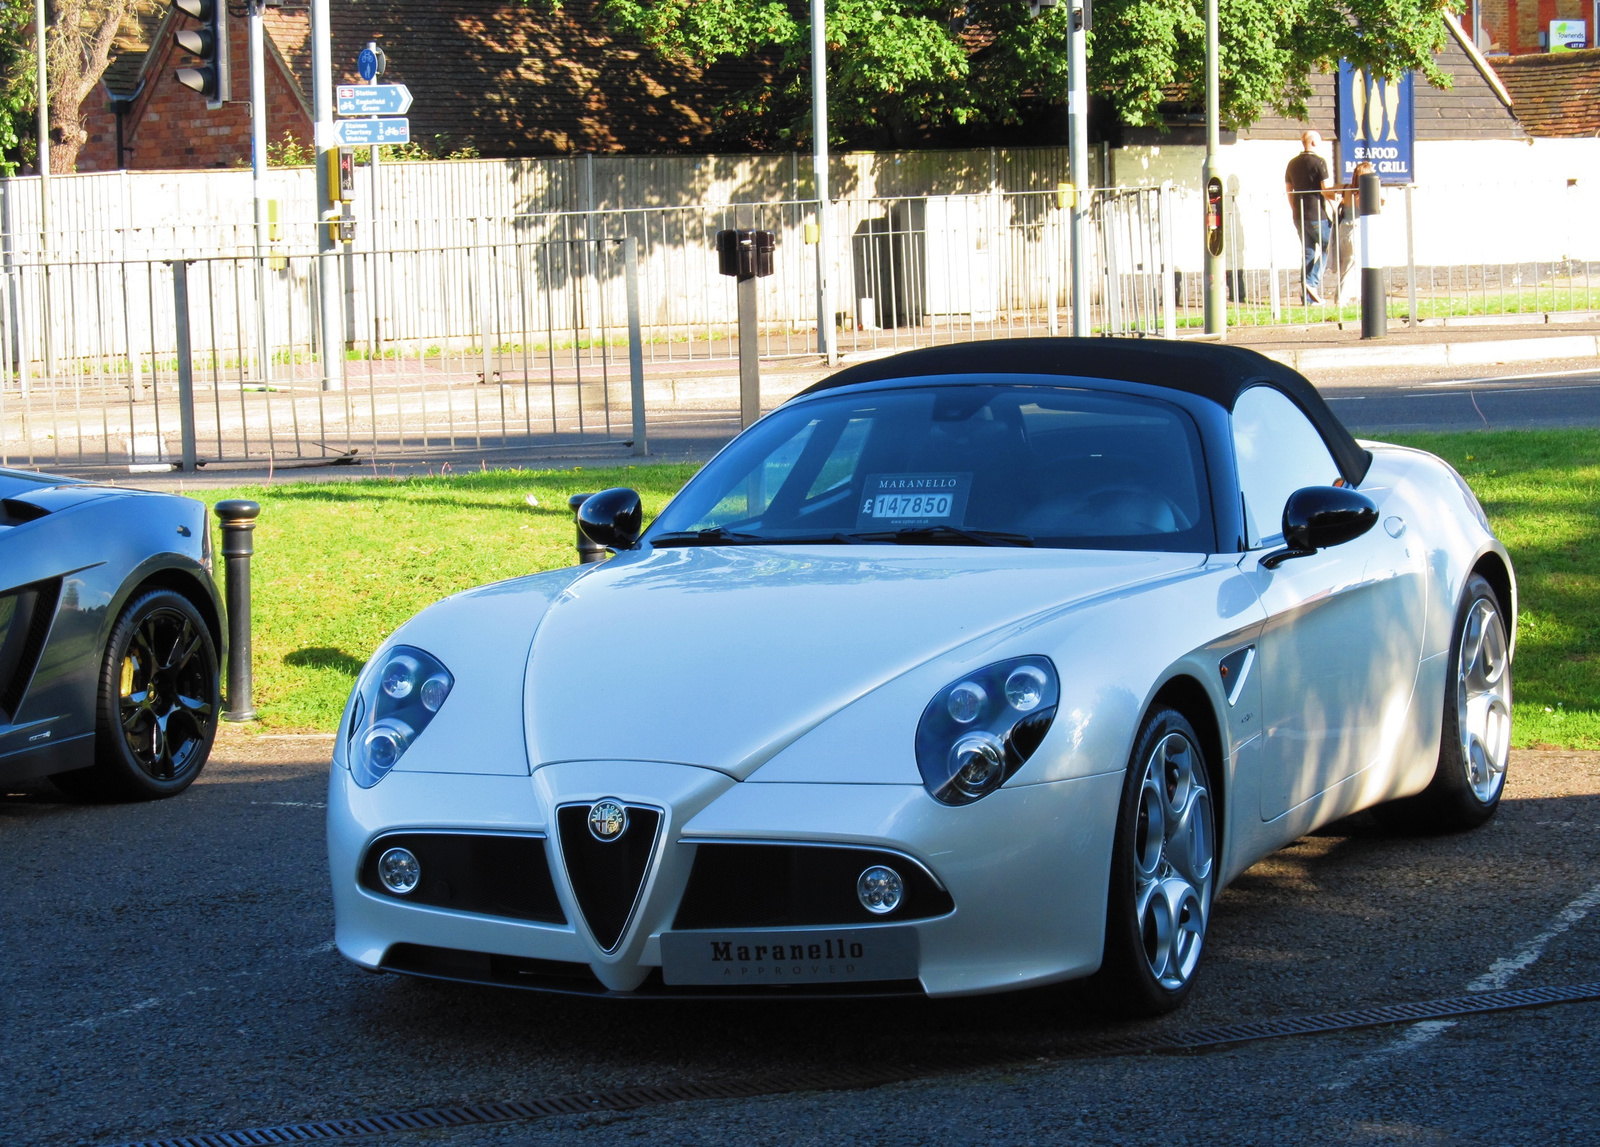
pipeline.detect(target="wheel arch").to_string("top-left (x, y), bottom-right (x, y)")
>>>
top-left (1469, 548), bottom-right (1516, 655)
top-left (1146, 673), bottom-right (1227, 865)
top-left (109, 562), bottom-right (226, 667)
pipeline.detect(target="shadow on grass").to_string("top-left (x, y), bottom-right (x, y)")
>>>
top-left (285, 647), bottom-right (367, 675)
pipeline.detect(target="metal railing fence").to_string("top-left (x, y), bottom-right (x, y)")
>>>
top-left (6, 179), bottom-right (1599, 472)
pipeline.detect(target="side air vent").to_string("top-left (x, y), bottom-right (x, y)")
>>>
top-left (0, 498), bottom-right (51, 526)
top-left (0, 579), bottom-right (61, 722)
top-left (557, 802), bottom-right (662, 953)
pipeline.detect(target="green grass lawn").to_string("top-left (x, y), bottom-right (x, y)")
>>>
top-left (207, 430), bottom-right (1598, 750)
top-left (1385, 430), bottom-right (1600, 751)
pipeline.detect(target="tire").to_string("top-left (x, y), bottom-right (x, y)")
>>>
top-left (51, 588), bottom-right (219, 801)
top-left (1374, 572), bottom-right (1511, 833)
top-left (1095, 706), bottom-right (1217, 1017)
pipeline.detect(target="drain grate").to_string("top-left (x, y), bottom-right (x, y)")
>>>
top-left (112, 981), bottom-right (1600, 1147)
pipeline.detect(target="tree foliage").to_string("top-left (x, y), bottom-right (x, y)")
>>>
top-left (601, 0), bottom-right (1454, 147)
top-left (0, 1), bottom-right (38, 175)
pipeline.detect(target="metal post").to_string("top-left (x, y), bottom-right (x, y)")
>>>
top-left (1201, 0), bottom-right (1225, 337)
top-left (738, 271), bottom-right (759, 427)
top-left (249, 2), bottom-right (272, 386)
top-left (1159, 184), bottom-right (1177, 340)
top-left (624, 235), bottom-right (648, 456)
top-left (1405, 183), bottom-right (1418, 327)
top-left (811, 0), bottom-right (837, 364)
top-left (171, 261), bottom-right (199, 472)
top-left (311, 0), bottom-right (345, 391)
top-left (1359, 171), bottom-right (1386, 339)
top-left (215, 500), bottom-right (261, 722)
top-left (34, 0), bottom-right (54, 385)
top-left (567, 493), bottom-right (607, 564)
top-left (1067, 0), bottom-right (1089, 337)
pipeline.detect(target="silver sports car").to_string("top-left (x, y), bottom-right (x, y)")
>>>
top-left (327, 338), bottom-right (1514, 1014)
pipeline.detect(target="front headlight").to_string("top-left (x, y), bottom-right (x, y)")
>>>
top-left (915, 656), bottom-right (1059, 804)
top-left (343, 644), bottom-right (454, 788)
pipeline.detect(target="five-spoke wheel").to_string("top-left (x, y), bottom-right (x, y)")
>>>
top-left (1100, 706), bottom-right (1216, 1015)
top-left (52, 588), bottom-right (219, 801)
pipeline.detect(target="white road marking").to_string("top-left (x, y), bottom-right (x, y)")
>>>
top-left (1466, 881), bottom-right (1600, 992)
top-left (304, 940), bottom-right (338, 957)
top-left (1415, 366), bottom-right (1600, 387)
top-left (249, 800), bottom-right (327, 809)
top-left (1325, 878), bottom-right (1600, 1088)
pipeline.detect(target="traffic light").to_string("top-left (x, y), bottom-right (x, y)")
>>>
top-left (173, 0), bottom-right (230, 108)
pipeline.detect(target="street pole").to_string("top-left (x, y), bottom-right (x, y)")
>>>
top-left (1067, 0), bottom-right (1089, 337)
top-left (34, 0), bottom-right (53, 388)
top-left (310, 0), bottom-right (344, 391)
top-left (1201, 0), bottom-right (1226, 338)
top-left (249, 2), bottom-right (272, 386)
top-left (811, 0), bottom-right (836, 365)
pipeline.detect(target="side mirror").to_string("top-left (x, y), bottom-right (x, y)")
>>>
top-left (577, 487), bottom-right (643, 551)
top-left (1261, 485), bottom-right (1378, 569)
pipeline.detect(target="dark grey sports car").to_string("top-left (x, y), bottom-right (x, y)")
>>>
top-left (0, 468), bottom-right (225, 799)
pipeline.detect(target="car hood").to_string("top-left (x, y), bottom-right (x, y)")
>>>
top-left (525, 544), bottom-right (1202, 778)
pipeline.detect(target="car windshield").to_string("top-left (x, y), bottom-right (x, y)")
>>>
top-left (647, 383), bottom-right (1214, 552)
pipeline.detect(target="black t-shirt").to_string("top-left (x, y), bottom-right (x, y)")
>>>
top-left (1285, 152), bottom-right (1330, 225)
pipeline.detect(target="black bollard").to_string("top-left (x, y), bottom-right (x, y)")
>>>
top-left (214, 499), bottom-right (261, 722)
top-left (1359, 172), bottom-right (1387, 340)
top-left (568, 493), bottom-right (607, 564)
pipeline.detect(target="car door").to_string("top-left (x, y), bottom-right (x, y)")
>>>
top-left (1230, 386), bottom-right (1427, 823)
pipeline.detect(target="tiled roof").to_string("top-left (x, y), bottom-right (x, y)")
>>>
top-left (262, 0), bottom-right (770, 154)
top-left (1492, 49), bottom-right (1600, 136)
top-left (101, 5), bottom-right (169, 97)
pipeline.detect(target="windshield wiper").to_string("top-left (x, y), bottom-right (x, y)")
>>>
top-left (648, 526), bottom-right (860, 547)
top-left (850, 524), bottom-right (1035, 547)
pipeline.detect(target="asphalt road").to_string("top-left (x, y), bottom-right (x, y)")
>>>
top-left (4, 740), bottom-right (1598, 1147)
top-left (1309, 361), bottom-right (1600, 436)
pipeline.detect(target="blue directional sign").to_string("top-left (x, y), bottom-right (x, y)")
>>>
top-left (336, 84), bottom-right (413, 117)
top-left (330, 117), bottom-right (411, 146)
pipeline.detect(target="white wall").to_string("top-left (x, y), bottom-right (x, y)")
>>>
top-left (1112, 136), bottom-right (1600, 273)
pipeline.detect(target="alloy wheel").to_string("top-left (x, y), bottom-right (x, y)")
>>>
top-left (118, 607), bottom-right (215, 781)
top-left (1456, 596), bottom-right (1511, 804)
top-left (1132, 731), bottom-right (1214, 991)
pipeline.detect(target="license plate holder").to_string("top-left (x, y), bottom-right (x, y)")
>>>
top-left (660, 927), bottom-right (919, 987)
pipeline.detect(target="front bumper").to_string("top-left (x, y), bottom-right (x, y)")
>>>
top-left (328, 760), bottom-right (1124, 998)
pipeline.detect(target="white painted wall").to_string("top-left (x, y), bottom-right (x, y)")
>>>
top-left (1113, 137), bottom-right (1600, 273)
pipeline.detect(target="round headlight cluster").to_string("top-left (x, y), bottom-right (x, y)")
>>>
top-left (915, 657), bottom-right (1059, 805)
top-left (345, 645), bottom-right (454, 788)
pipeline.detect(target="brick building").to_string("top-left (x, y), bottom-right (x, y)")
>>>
top-left (78, 0), bottom-right (762, 172)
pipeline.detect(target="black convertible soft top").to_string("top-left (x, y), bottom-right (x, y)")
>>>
top-left (801, 337), bottom-right (1371, 485)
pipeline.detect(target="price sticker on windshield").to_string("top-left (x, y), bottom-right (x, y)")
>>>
top-left (856, 473), bottom-right (972, 529)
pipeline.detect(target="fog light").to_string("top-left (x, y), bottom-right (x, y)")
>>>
top-left (857, 865), bottom-right (903, 914)
top-left (378, 846), bottom-right (420, 894)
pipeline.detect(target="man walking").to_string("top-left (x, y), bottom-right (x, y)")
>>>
top-left (1285, 130), bottom-right (1335, 303)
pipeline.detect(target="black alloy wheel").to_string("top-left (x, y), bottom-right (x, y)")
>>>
top-left (53, 589), bottom-right (219, 801)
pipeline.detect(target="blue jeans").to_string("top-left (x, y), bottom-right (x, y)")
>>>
top-left (1300, 218), bottom-right (1332, 295)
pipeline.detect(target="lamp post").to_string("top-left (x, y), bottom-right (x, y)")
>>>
top-left (310, 0), bottom-right (345, 391)
top-left (811, 0), bottom-right (836, 365)
top-left (1201, 0), bottom-right (1226, 337)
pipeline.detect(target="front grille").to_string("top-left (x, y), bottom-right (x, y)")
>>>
top-left (557, 803), bottom-right (662, 952)
top-left (359, 832), bottom-right (565, 924)
top-left (673, 843), bottom-right (954, 930)
top-left (382, 943), bottom-right (607, 994)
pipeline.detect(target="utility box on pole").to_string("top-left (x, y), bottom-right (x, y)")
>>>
top-left (717, 229), bottom-right (775, 428)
